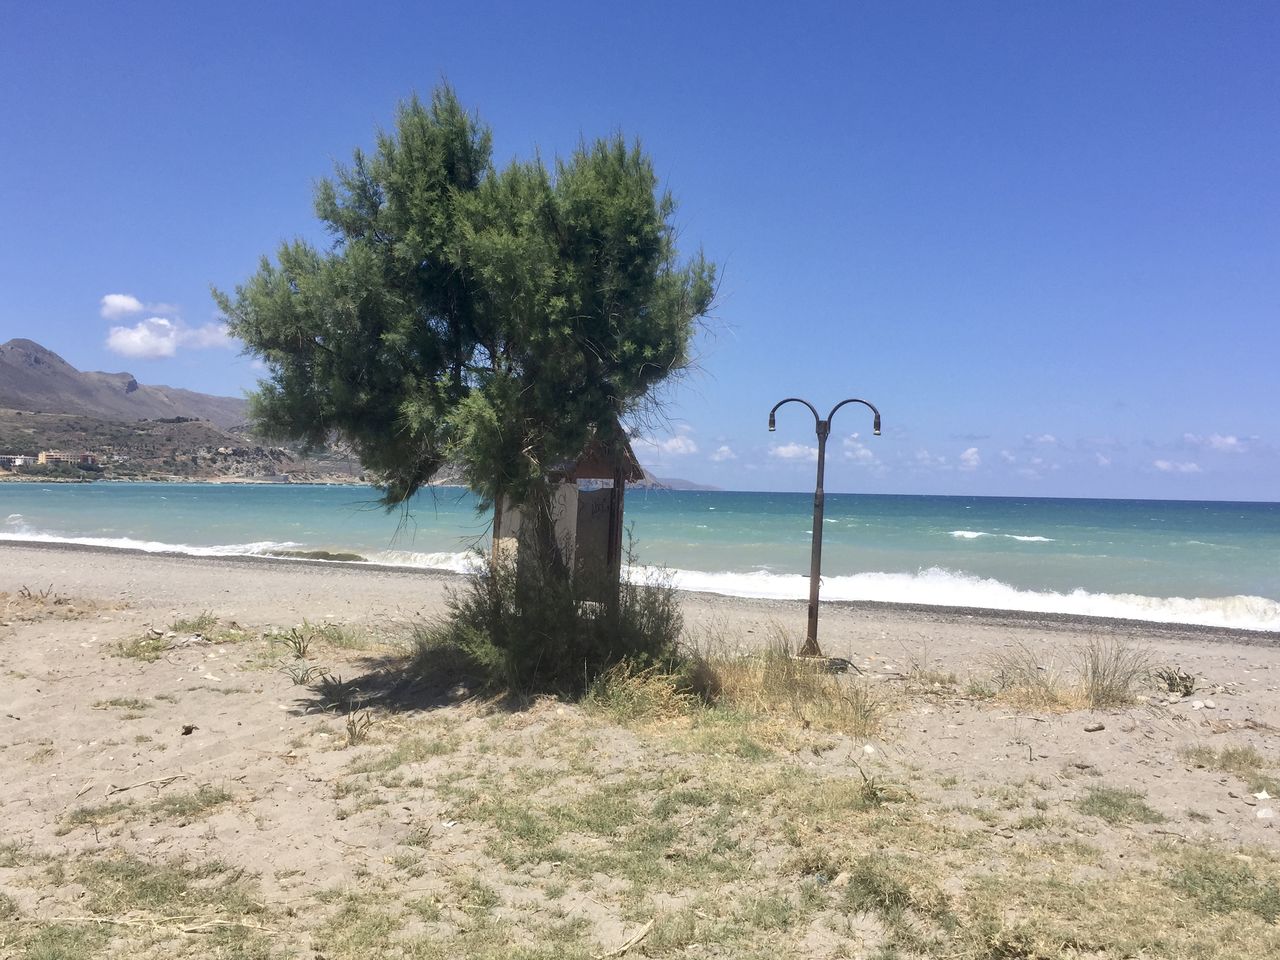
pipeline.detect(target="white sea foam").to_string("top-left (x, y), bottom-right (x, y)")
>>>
top-left (638, 565), bottom-right (1280, 632)
top-left (366, 549), bottom-right (483, 574)
top-left (0, 529), bottom-right (305, 557)
top-left (951, 530), bottom-right (1054, 543)
top-left (4, 530), bottom-right (1275, 631)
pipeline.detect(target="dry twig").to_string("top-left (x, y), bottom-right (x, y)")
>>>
top-left (595, 918), bottom-right (654, 959)
top-left (105, 774), bottom-right (187, 796)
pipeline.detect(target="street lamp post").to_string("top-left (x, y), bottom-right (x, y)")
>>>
top-left (768, 397), bottom-right (881, 658)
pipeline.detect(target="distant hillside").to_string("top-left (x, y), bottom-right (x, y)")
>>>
top-left (631, 467), bottom-right (720, 492)
top-left (0, 339), bottom-right (248, 428)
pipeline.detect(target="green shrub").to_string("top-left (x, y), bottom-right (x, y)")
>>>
top-left (413, 552), bottom-right (682, 693)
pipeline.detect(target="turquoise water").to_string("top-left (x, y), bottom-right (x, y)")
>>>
top-left (2, 483), bottom-right (1278, 630)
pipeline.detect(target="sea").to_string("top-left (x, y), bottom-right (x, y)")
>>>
top-left (2, 483), bottom-right (1278, 632)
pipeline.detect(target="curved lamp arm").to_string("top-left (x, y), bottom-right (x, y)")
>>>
top-left (767, 397), bottom-right (821, 432)
top-left (827, 398), bottom-right (882, 436)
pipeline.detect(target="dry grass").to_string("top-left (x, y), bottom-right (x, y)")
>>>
top-left (987, 638), bottom-right (1150, 710)
top-left (1184, 743), bottom-right (1280, 795)
top-left (584, 637), bottom-right (882, 744)
top-left (1078, 636), bottom-right (1152, 708)
top-left (694, 637), bottom-right (882, 737)
top-left (1, 585), bottom-right (98, 624)
top-left (988, 642), bottom-right (1069, 707)
top-left (585, 660), bottom-right (696, 724)
top-left (117, 614), bottom-right (255, 661)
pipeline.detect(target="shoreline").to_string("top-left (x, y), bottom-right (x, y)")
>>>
top-left (4, 536), bottom-right (1275, 644)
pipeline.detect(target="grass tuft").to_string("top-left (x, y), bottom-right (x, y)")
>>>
top-left (585, 661), bottom-right (696, 724)
top-left (170, 610), bottom-right (219, 634)
top-left (987, 638), bottom-right (1149, 710)
top-left (1075, 784), bottom-right (1165, 825)
top-left (1078, 637), bottom-right (1151, 708)
top-left (1183, 743), bottom-right (1280, 795)
top-left (693, 636), bottom-right (881, 737)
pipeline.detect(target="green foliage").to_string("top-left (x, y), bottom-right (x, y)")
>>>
top-left (413, 553), bottom-right (683, 692)
top-left (217, 84), bottom-right (715, 510)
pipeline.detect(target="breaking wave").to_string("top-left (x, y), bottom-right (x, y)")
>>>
top-left (951, 530), bottom-right (1055, 542)
top-left (4, 528), bottom-right (1276, 631)
top-left (643, 565), bottom-right (1280, 632)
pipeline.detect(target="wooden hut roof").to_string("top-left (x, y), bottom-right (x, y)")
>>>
top-left (551, 427), bottom-right (644, 483)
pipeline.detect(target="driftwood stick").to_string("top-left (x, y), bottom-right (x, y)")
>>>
top-left (595, 918), bottom-right (654, 959)
top-left (105, 774), bottom-right (187, 797)
top-left (34, 914), bottom-right (273, 933)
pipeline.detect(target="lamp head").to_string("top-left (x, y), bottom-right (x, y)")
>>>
top-left (872, 413), bottom-right (881, 436)
top-left (768, 412), bottom-right (776, 432)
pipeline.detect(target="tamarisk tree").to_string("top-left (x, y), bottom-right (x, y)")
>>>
top-left (216, 86), bottom-right (716, 528)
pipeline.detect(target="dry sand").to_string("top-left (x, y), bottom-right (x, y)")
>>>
top-left (3, 540), bottom-right (1280, 957)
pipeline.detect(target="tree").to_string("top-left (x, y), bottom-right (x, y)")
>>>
top-left (216, 86), bottom-right (716, 528)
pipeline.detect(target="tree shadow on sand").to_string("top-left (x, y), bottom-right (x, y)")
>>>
top-left (285, 644), bottom-right (530, 718)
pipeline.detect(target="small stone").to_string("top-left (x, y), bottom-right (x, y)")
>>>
top-left (831, 871), bottom-right (850, 888)
top-left (1257, 808), bottom-right (1275, 820)
top-left (1191, 700), bottom-right (1205, 710)
top-left (1084, 722), bottom-right (1105, 733)
top-left (1203, 699), bottom-right (1216, 709)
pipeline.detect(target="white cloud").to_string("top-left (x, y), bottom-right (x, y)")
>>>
top-left (841, 434), bottom-right (878, 465)
top-left (105, 318), bottom-right (236, 359)
top-left (958, 447), bottom-right (981, 471)
top-left (1184, 432), bottom-right (1247, 454)
top-left (1027, 434), bottom-right (1058, 446)
top-left (1095, 453), bottom-right (1112, 467)
top-left (659, 435), bottom-right (698, 455)
top-left (1000, 450), bottom-right (1016, 464)
top-left (632, 431), bottom-right (698, 463)
top-left (914, 448), bottom-right (947, 468)
top-left (710, 445), bottom-right (736, 462)
top-left (182, 322), bottom-right (234, 349)
top-left (101, 289), bottom-right (237, 360)
top-left (100, 293), bottom-right (145, 319)
top-left (770, 442), bottom-right (818, 461)
top-left (106, 317), bottom-right (179, 358)
top-left (1154, 459), bottom-right (1201, 474)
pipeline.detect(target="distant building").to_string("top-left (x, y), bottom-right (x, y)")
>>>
top-left (0, 454), bottom-right (33, 468)
top-left (37, 451), bottom-right (98, 467)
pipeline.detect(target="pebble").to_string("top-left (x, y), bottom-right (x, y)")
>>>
top-left (1257, 809), bottom-right (1275, 820)
top-left (1084, 722), bottom-right (1105, 733)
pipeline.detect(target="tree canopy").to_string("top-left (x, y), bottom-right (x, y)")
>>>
top-left (216, 85), bottom-right (716, 510)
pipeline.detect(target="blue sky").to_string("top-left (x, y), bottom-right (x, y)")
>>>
top-left (1, 1), bottom-right (1276, 499)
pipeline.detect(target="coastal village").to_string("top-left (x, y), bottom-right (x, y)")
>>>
top-left (0, 438), bottom-right (360, 484)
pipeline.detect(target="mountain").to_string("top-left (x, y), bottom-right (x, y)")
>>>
top-left (0, 339), bottom-right (247, 428)
top-left (629, 466), bottom-right (720, 492)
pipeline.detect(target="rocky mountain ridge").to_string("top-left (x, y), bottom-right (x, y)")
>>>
top-left (0, 339), bottom-right (248, 428)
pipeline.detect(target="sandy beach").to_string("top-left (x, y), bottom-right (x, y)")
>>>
top-left (3, 540), bottom-right (1280, 957)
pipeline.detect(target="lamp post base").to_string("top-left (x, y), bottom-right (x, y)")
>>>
top-left (791, 653), bottom-right (859, 674)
